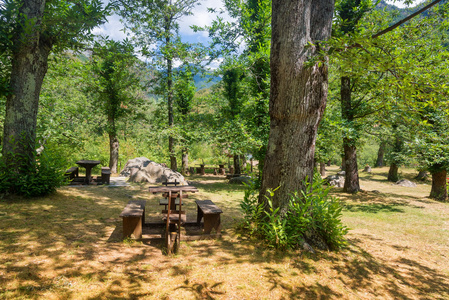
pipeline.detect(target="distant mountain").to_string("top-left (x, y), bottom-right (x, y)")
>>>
top-left (193, 73), bottom-right (221, 90)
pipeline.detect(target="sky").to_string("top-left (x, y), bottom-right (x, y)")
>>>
top-left (93, 0), bottom-right (230, 45)
top-left (96, 0), bottom-right (427, 43)
top-left (385, 0), bottom-right (425, 7)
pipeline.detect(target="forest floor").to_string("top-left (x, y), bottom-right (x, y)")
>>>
top-left (0, 166), bottom-right (448, 299)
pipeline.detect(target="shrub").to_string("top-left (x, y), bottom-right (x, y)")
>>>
top-left (240, 177), bottom-right (348, 251)
top-left (0, 149), bottom-right (68, 197)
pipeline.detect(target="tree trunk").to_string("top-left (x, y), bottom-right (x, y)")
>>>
top-left (233, 154), bottom-right (241, 175)
top-left (320, 161), bottom-right (326, 177)
top-left (341, 156), bottom-right (346, 171)
top-left (415, 170), bottom-right (428, 181)
top-left (2, 0), bottom-right (50, 172)
top-left (259, 0), bottom-right (334, 210)
top-left (109, 134), bottom-right (119, 173)
top-left (387, 163), bottom-right (399, 182)
top-left (343, 142), bottom-right (360, 193)
top-left (165, 18), bottom-right (177, 172)
top-left (240, 154), bottom-right (247, 171)
top-left (375, 141), bottom-right (386, 167)
top-left (341, 76), bottom-right (360, 193)
top-left (430, 169), bottom-right (447, 201)
top-left (181, 148), bottom-right (188, 175)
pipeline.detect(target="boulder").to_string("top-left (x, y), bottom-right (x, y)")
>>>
top-left (363, 166), bottom-right (372, 172)
top-left (395, 179), bottom-right (417, 187)
top-left (120, 157), bottom-right (187, 185)
top-left (337, 171), bottom-right (346, 176)
top-left (325, 174), bottom-right (345, 187)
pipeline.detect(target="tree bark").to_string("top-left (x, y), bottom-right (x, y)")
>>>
top-left (343, 142), bottom-right (360, 192)
top-left (240, 154), bottom-right (247, 171)
top-left (375, 141), bottom-right (386, 167)
top-left (109, 134), bottom-right (119, 173)
top-left (430, 169), bottom-right (447, 201)
top-left (341, 76), bottom-right (360, 193)
top-left (181, 148), bottom-right (188, 175)
top-left (233, 154), bottom-right (241, 175)
top-left (2, 0), bottom-right (50, 172)
top-left (165, 17), bottom-right (177, 172)
top-left (320, 161), bottom-right (326, 177)
top-left (387, 163), bottom-right (399, 182)
top-left (259, 0), bottom-right (334, 210)
top-left (415, 170), bottom-right (428, 181)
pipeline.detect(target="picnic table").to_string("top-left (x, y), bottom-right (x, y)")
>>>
top-left (76, 160), bottom-right (101, 185)
top-left (148, 184), bottom-right (199, 253)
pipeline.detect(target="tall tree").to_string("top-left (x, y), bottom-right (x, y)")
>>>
top-left (173, 68), bottom-right (195, 175)
top-left (116, 0), bottom-right (202, 171)
top-left (0, 0), bottom-right (106, 174)
top-left (221, 61), bottom-right (246, 174)
top-left (334, 0), bottom-right (371, 193)
top-left (89, 38), bottom-right (143, 173)
top-left (259, 0), bottom-right (335, 209)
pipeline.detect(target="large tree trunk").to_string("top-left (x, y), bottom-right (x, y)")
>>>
top-left (375, 141), bottom-right (386, 167)
top-left (341, 76), bottom-right (360, 193)
top-left (109, 134), bottom-right (119, 173)
top-left (181, 148), bottom-right (188, 175)
top-left (387, 163), bottom-right (399, 182)
top-left (259, 0), bottom-right (334, 210)
top-left (233, 154), bottom-right (241, 175)
top-left (2, 0), bottom-right (50, 172)
top-left (430, 169), bottom-right (447, 201)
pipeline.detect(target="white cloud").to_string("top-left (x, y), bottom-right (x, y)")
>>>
top-left (93, 14), bottom-right (129, 41)
top-left (385, 0), bottom-right (425, 8)
top-left (178, 0), bottom-right (232, 37)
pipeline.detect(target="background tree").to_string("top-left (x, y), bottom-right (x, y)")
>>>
top-left (413, 108), bottom-right (449, 201)
top-left (173, 67), bottom-right (195, 175)
top-left (0, 0), bottom-right (107, 176)
top-left (89, 38), bottom-right (143, 173)
top-left (116, 0), bottom-right (203, 171)
top-left (198, 0), bottom-right (271, 179)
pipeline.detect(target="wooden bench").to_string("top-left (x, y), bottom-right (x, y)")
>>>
top-left (64, 167), bottom-right (79, 180)
top-left (195, 200), bottom-right (223, 234)
top-left (119, 200), bottom-right (146, 239)
top-left (101, 167), bottom-right (111, 185)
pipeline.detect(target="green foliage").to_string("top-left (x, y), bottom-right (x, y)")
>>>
top-left (240, 178), bottom-right (348, 251)
top-left (89, 37), bottom-right (144, 137)
top-left (0, 149), bottom-right (68, 197)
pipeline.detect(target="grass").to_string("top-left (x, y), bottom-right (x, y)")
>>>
top-left (0, 166), bottom-right (448, 299)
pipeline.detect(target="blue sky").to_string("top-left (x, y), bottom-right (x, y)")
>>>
top-left (95, 0), bottom-right (426, 43)
top-left (93, 0), bottom-right (230, 45)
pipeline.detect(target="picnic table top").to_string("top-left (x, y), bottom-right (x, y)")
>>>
top-left (148, 185), bottom-right (199, 194)
top-left (76, 160), bottom-right (101, 167)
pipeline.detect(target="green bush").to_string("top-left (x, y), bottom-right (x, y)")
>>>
top-left (240, 177), bottom-right (348, 251)
top-left (0, 149), bottom-right (68, 197)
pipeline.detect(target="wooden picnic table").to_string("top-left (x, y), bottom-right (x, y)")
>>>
top-left (148, 185), bottom-right (199, 253)
top-left (76, 160), bottom-right (101, 185)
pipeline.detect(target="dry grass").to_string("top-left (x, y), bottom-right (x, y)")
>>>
top-left (0, 167), bottom-right (448, 299)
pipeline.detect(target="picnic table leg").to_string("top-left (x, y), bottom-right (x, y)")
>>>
top-left (85, 166), bottom-right (92, 185)
top-left (196, 202), bottom-right (204, 226)
top-left (165, 190), bottom-right (171, 254)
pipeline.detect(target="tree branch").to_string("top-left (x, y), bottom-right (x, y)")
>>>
top-left (372, 0), bottom-right (444, 38)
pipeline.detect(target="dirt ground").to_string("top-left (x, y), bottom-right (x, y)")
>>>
top-left (0, 167), bottom-right (448, 299)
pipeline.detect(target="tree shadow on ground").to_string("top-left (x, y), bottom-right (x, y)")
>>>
top-left (1, 179), bottom-right (448, 299)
